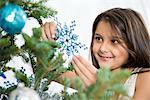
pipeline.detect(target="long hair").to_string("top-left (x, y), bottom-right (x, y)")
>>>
top-left (91, 8), bottom-right (150, 68)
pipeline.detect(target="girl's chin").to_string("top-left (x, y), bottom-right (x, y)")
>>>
top-left (98, 63), bottom-right (111, 68)
top-left (98, 63), bottom-right (120, 71)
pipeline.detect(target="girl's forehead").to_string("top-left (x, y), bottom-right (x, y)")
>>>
top-left (96, 21), bottom-right (121, 37)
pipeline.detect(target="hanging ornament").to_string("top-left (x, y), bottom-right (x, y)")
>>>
top-left (0, 3), bottom-right (27, 35)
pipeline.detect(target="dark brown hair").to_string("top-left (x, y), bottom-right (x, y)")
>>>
top-left (91, 8), bottom-right (150, 68)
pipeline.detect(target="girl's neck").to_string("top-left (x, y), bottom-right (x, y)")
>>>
top-left (110, 67), bottom-right (121, 72)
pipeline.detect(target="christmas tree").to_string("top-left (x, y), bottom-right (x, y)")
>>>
top-left (0, 0), bottom-right (69, 99)
top-left (0, 0), bottom-right (131, 100)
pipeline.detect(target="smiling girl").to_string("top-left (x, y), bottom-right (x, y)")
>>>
top-left (43, 8), bottom-right (150, 99)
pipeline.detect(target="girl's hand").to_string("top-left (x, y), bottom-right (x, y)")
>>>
top-left (72, 55), bottom-right (97, 88)
top-left (41, 22), bottom-right (57, 41)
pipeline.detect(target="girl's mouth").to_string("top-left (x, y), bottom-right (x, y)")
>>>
top-left (99, 55), bottom-right (114, 61)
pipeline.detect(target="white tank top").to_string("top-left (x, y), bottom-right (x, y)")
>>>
top-left (118, 68), bottom-right (142, 100)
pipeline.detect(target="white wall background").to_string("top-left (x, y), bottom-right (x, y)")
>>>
top-left (45, 0), bottom-right (150, 60)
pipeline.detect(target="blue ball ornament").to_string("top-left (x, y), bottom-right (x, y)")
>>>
top-left (0, 3), bottom-right (27, 35)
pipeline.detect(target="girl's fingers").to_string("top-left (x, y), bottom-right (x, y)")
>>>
top-left (72, 56), bottom-right (95, 81)
top-left (49, 22), bottom-right (57, 40)
top-left (72, 60), bottom-right (91, 87)
top-left (75, 55), bottom-right (97, 74)
top-left (44, 22), bottom-right (51, 39)
top-left (41, 26), bottom-right (48, 40)
top-left (72, 56), bottom-right (97, 86)
top-left (41, 22), bottom-right (57, 41)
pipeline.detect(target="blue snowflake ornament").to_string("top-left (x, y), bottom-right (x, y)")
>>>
top-left (55, 19), bottom-right (87, 60)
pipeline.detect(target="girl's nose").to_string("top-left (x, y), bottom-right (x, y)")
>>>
top-left (99, 42), bottom-right (110, 53)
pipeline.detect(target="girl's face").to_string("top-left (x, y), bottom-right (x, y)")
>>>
top-left (92, 21), bottom-right (129, 70)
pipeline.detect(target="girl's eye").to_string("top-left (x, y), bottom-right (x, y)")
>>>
top-left (111, 39), bottom-right (120, 44)
top-left (95, 36), bottom-right (103, 42)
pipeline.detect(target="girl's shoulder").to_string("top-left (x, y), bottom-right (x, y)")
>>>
top-left (136, 68), bottom-right (150, 84)
top-left (136, 68), bottom-right (150, 85)
top-left (135, 68), bottom-right (150, 89)
top-left (134, 68), bottom-right (150, 99)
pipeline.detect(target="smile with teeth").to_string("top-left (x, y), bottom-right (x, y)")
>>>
top-left (99, 54), bottom-right (114, 61)
top-left (100, 56), bottom-right (113, 58)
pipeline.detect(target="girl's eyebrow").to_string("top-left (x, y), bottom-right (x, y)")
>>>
top-left (112, 36), bottom-right (123, 40)
top-left (94, 33), bottom-right (102, 36)
top-left (94, 33), bottom-right (124, 40)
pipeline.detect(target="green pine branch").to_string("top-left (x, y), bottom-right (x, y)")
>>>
top-left (0, 0), bottom-right (21, 8)
top-left (0, 86), bottom-right (17, 95)
top-left (0, 36), bottom-right (20, 63)
top-left (62, 68), bottom-right (130, 100)
top-left (15, 71), bottom-right (30, 87)
top-left (18, 0), bottom-right (57, 23)
top-left (22, 27), bottom-right (68, 90)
